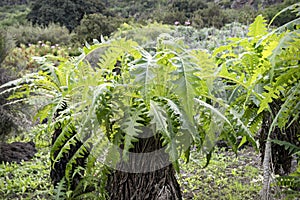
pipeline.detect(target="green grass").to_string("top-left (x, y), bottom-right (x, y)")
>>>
top-left (0, 150), bottom-right (53, 199)
top-left (178, 147), bottom-right (263, 199)
top-left (0, 125), bottom-right (53, 200)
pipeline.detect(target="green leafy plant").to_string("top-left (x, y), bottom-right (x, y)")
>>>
top-left (272, 139), bottom-right (300, 198)
top-left (213, 3), bottom-right (300, 199)
top-left (0, 130), bottom-right (53, 199)
top-left (26, 0), bottom-right (108, 31)
top-left (0, 31), bottom-right (254, 198)
top-left (7, 23), bottom-right (75, 47)
top-left (0, 4), bottom-right (30, 28)
top-left (74, 13), bottom-right (125, 44)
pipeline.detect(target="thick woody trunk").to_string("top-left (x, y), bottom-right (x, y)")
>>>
top-left (106, 164), bottom-right (181, 200)
top-left (106, 135), bottom-right (182, 200)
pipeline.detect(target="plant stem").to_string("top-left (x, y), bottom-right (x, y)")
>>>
top-left (262, 136), bottom-right (271, 200)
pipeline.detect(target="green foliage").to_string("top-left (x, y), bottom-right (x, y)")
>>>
top-left (0, 31), bottom-right (250, 197)
top-left (0, 4), bottom-right (30, 28)
top-left (192, 3), bottom-right (227, 28)
top-left (213, 12), bottom-right (297, 138)
top-left (272, 139), bottom-right (300, 198)
top-left (2, 2), bottom-right (300, 199)
top-left (2, 42), bottom-right (71, 75)
top-left (259, 0), bottom-right (299, 26)
top-left (0, 151), bottom-right (52, 199)
top-left (7, 23), bottom-right (75, 46)
top-left (26, 0), bottom-right (108, 31)
top-left (0, 31), bottom-right (19, 140)
top-left (213, 3), bottom-right (300, 197)
top-left (154, 10), bottom-right (188, 25)
top-left (0, 31), bottom-right (14, 64)
top-left (112, 21), bottom-right (249, 51)
top-left (171, 22), bottom-right (249, 51)
top-left (0, 0), bottom-right (31, 6)
top-left (0, 130), bottom-right (53, 199)
top-left (178, 148), bottom-right (262, 199)
top-left (0, 37), bottom-right (75, 140)
top-left (247, 15), bottom-right (268, 37)
top-left (74, 13), bottom-right (125, 44)
top-left (271, 139), bottom-right (300, 155)
top-left (112, 22), bottom-right (173, 47)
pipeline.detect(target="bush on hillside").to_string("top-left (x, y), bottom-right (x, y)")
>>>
top-left (7, 23), bottom-right (74, 46)
top-left (112, 22), bottom-right (173, 47)
top-left (74, 13), bottom-right (124, 44)
top-left (259, 0), bottom-right (299, 26)
top-left (154, 10), bottom-right (187, 25)
top-left (26, 0), bottom-right (108, 31)
top-left (222, 5), bottom-right (257, 25)
top-left (0, 5), bottom-right (30, 28)
top-left (0, 31), bottom-right (19, 140)
top-left (0, 0), bottom-right (29, 6)
top-left (2, 41), bottom-right (74, 75)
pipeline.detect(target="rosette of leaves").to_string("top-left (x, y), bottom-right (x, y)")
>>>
top-left (213, 3), bottom-right (300, 199)
top-left (0, 34), bottom-right (252, 199)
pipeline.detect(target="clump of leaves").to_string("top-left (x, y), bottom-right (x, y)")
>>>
top-left (0, 32), bottom-right (257, 198)
top-left (2, 42), bottom-right (71, 73)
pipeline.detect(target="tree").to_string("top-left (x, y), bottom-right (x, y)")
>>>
top-left (213, 3), bottom-right (300, 198)
top-left (0, 33), bottom-right (252, 198)
top-left (74, 13), bottom-right (124, 43)
top-left (0, 0), bottom-right (30, 6)
top-left (26, 0), bottom-right (108, 31)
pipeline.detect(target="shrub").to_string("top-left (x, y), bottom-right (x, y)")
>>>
top-left (2, 42), bottom-right (71, 73)
top-left (112, 21), bottom-right (249, 51)
top-left (154, 10), bottom-right (187, 25)
top-left (112, 22), bottom-right (173, 47)
top-left (7, 23), bottom-right (74, 46)
top-left (192, 3), bottom-right (227, 29)
top-left (74, 13), bottom-right (124, 44)
top-left (0, 5), bottom-right (30, 28)
top-left (0, 0), bottom-right (30, 6)
top-left (191, 4), bottom-right (256, 29)
top-left (170, 22), bottom-right (248, 51)
top-left (259, 0), bottom-right (299, 26)
top-left (26, 0), bottom-right (108, 31)
top-left (0, 31), bottom-right (19, 140)
top-left (222, 5), bottom-right (257, 25)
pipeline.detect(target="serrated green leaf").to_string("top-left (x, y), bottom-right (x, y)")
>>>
top-left (247, 15), bottom-right (268, 37)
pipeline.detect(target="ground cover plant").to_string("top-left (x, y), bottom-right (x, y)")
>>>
top-left (0, 126), bottom-right (53, 199)
top-left (178, 147), bottom-right (262, 200)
